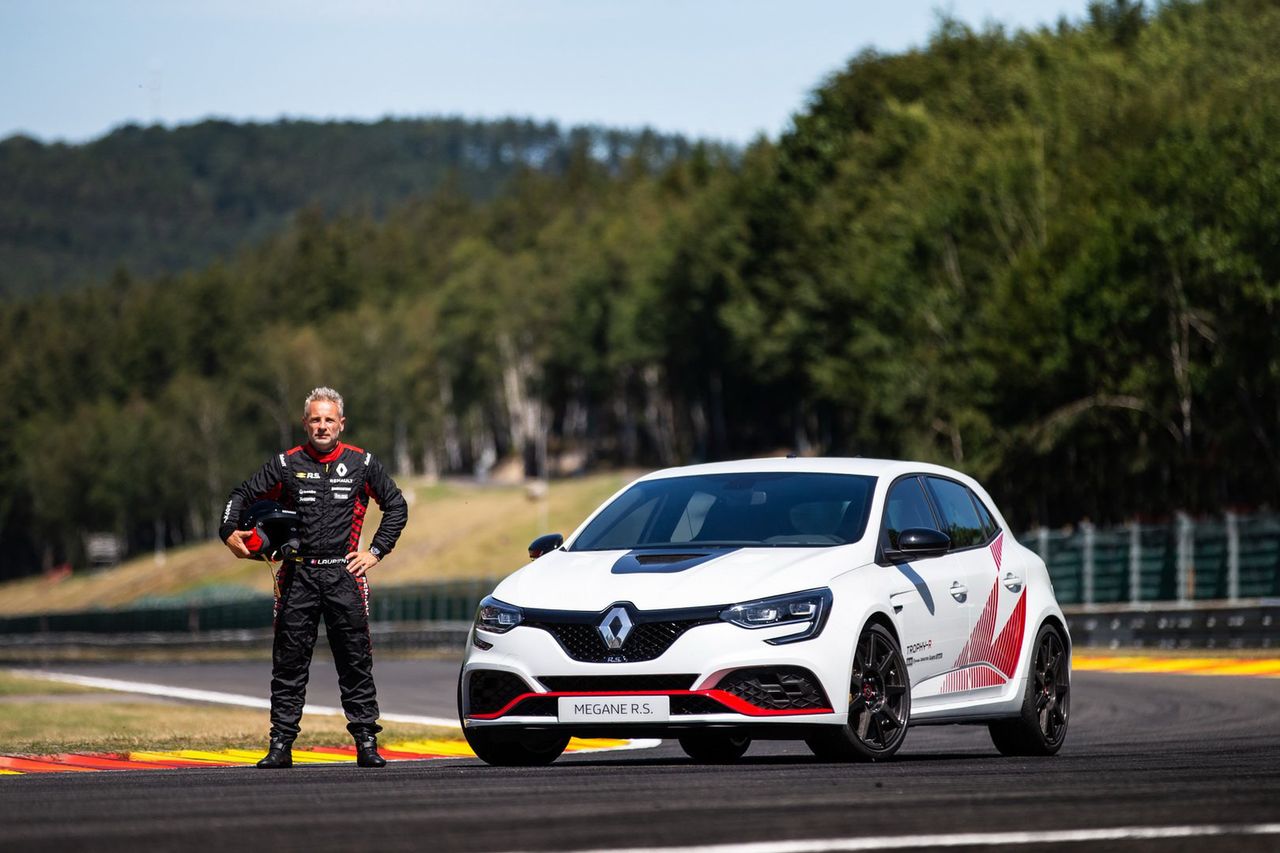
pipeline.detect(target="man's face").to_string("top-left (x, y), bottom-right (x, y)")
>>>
top-left (303, 400), bottom-right (345, 453)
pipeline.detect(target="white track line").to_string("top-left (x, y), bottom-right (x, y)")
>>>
top-left (571, 738), bottom-right (662, 753)
top-left (14, 669), bottom-right (460, 727)
top-left (12, 669), bottom-right (663, 753)
top-left (554, 823), bottom-right (1280, 853)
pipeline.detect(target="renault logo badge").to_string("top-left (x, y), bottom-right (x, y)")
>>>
top-left (597, 606), bottom-right (633, 651)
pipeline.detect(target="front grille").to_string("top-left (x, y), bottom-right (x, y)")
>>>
top-left (538, 674), bottom-right (698, 692)
top-left (716, 667), bottom-right (830, 711)
top-left (467, 669), bottom-right (531, 716)
top-left (527, 618), bottom-right (712, 663)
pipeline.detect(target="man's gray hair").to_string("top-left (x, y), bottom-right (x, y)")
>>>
top-left (303, 386), bottom-right (344, 419)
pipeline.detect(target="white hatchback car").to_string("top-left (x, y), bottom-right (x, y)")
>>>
top-left (459, 458), bottom-right (1070, 765)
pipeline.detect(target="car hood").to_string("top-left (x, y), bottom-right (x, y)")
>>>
top-left (492, 544), bottom-right (873, 612)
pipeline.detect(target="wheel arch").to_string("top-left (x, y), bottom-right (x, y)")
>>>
top-left (863, 609), bottom-right (901, 647)
top-left (830, 606), bottom-right (905, 715)
top-left (1039, 613), bottom-right (1071, 654)
top-left (810, 606), bottom-right (912, 760)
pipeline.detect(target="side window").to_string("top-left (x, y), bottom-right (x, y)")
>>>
top-left (925, 477), bottom-right (987, 549)
top-left (972, 495), bottom-right (1000, 539)
top-left (883, 477), bottom-right (936, 549)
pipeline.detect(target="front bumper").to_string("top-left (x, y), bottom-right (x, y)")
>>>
top-left (460, 619), bottom-right (851, 735)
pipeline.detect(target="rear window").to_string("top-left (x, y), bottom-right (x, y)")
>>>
top-left (925, 476), bottom-right (989, 549)
top-left (570, 472), bottom-right (877, 551)
top-left (972, 495), bottom-right (1000, 539)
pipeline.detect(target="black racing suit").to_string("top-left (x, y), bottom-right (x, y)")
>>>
top-left (219, 441), bottom-right (408, 742)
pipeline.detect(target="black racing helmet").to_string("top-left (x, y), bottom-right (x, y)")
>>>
top-left (239, 500), bottom-right (301, 561)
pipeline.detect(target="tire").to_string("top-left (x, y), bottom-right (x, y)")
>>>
top-left (678, 731), bottom-right (751, 763)
top-left (806, 622), bottom-right (910, 762)
top-left (457, 671), bottom-right (569, 766)
top-left (988, 622), bottom-right (1070, 756)
top-left (463, 726), bottom-right (571, 766)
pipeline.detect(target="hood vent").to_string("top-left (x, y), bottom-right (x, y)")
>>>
top-left (634, 552), bottom-right (708, 565)
top-left (612, 548), bottom-right (739, 574)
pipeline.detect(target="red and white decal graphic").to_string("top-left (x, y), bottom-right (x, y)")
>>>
top-left (942, 534), bottom-right (1025, 693)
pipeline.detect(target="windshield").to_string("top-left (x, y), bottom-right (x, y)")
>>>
top-left (570, 472), bottom-right (876, 551)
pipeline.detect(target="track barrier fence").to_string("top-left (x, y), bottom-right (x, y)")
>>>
top-left (0, 578), bottom-right (496, 637)
top-left (1028, 512), bottom-right (1280, 606)
top-left (0, 513), bottom-right (1277, 649)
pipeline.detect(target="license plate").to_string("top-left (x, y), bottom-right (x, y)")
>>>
top-left (557, 695), bottom-right (670, 723)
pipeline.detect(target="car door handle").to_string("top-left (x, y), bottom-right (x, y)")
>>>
top-left (950, 582), bottom-right (967, 603)
top-left (1002, 572), bottom-right (1023, 593)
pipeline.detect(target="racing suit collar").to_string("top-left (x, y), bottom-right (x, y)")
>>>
top-left (303, 441), bottom-right (346, 464)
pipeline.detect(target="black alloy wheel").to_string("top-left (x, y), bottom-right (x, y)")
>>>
top-left (806, 622), bottom-right (910, 762)
top-left (989, 623), bottom-right (1070, 756)
top-left (677, 731), bottom-right (752, 763)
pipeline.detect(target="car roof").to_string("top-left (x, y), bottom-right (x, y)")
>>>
top-left (636, 456), bottom-right (973, 485)
top-left (567, 456), bottom-right (1011, 547)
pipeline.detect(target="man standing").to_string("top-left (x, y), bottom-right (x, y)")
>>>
top-left (220, 387), bottom-right (408, 769)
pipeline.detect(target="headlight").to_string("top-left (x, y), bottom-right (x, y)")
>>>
top-left (475, 595), bottom-right (523, 634)
top-left (720, 588), bottom-right (832, 645)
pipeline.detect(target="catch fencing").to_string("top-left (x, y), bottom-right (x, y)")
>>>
top-left (1027, 512), bottom-right (1280, 606)
top-left (0, 512), bottom-right (1278, 643)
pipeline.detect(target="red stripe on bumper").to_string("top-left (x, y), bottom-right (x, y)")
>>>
top-left (467, 689), bottom-right (833, 720)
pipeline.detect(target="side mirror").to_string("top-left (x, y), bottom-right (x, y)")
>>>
top-left (890, 527), bottom-right (951, 560)
top-left (528, 532), bottom-right (564, 560)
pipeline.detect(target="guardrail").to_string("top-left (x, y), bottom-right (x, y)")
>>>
top-left (1063, 602), bottom-right (1279, 649)
top-left (0, 621), bottom-right (473, 657)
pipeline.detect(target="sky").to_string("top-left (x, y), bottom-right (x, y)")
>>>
top-left (2, 1), bottom-right (1093, 146)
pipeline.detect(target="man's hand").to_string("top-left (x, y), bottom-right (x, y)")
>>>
top-left (224, 529), bottom-right (254, 559)
top-left (346, 550), bottom-right (379, 577)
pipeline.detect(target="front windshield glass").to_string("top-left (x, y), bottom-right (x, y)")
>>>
top-left (570, 472), bottom-right (876, 551)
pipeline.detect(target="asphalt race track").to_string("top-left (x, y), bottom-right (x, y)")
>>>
top-left (4, 659), bottom-right (1280, 853)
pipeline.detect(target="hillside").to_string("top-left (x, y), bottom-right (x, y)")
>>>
top-left (0, 117), bottom-right (702, 298)
top-left (0, 472), bottom-right (633, 617)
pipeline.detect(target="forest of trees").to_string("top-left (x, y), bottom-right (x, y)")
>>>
top-left (0, 117), bottom-right (702, 298)
top-left (2, 0), bottom-right (1278, 579)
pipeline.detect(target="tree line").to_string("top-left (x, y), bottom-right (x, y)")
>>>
top-left (2, 0), bottom-right (1278, 579)
top-left (0, 117), bottom-right (702, 298)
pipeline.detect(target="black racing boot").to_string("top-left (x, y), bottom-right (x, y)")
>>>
top-left (354, 732), bottom-right (386, 768)
top-left (256, 739), bottom-right (293, 769)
